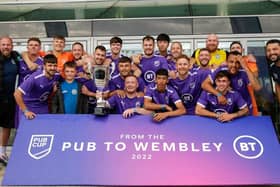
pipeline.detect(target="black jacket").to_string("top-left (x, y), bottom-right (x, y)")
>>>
top-left (51, 81), bottom-right (88, 114)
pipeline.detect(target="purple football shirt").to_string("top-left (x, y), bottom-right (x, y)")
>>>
top-left (108, 74), bottom-right (145, 92)
top-left (197, 90), bottom-right (247, 114)
top-left (19, 57), bottom-right (44, 84)
top-left (169, 70), bottom-right (209, 115)
top-left (210, 66), bottom-right (252, 109)
top-left (108, 95), bottom-right (144, 114)
top-left (18, 70), bottom-right (60, 114)
top-left (139, 55), bottom-right (168, 85)
top-left (145, 83), bottom-right (181, 106)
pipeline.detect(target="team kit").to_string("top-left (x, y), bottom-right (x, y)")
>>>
top-left (0, 33), bottom-right (280, 166)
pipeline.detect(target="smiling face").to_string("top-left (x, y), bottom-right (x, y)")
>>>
top-left (53, 38), bottom-right (65, 53)
top-left (94, 48), bottom-right (106, 65)
top-left (171, 42), bottom-right (183, 59)
top-left (125, 76), bottom-right (138, 93)
top-left (206, 34), bottom-right (218, 52)
top-left (110, 42), bottom-right (122, 56)
top-left (176, 57), bottom-right (190, 76)
top-left (226, 54), bottom-right (240, 75)
top-left (118, 61), bottom-right (131, 77)
top-left (143, 39), bottom-right (154, 56)
top-left (0, 37), bottom-right (13, 57)
top-left (27, 40), bottom-right (41, 56)
top-left (266, 43), bottom-right (280, 63)
top-left (72, 43), bottom-right (83, 60)
top-left (215, 76), bottom-right (230, 93)
top-left (198, 50), bottom-right (211, 67)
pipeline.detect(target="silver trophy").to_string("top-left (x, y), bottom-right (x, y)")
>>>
top-left (93, 65), bottom-right (110, 116)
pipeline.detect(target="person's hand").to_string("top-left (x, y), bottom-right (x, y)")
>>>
top-left (131, 54), bottom-right (142, 65)
top-left (116, 90), bottom-right (126, 98)
top-left (237, 55), bottom-right (248, 70)
top-left (217, 112), bottom-right (234, 122)
top-left (104, 58), bottom-right (112, 66)
top-left (81, 85), bottom-right (90, 96)
top-left (153, 112), bottom-right (168, 122)
top-left (24, 111), bottom-right (36, 120)
top-left (168, 70), bottom-right (177, 79)
top-left (217, 95), bottom-right (227, 105)
top-left (123, 108), bottom-right (135, 118)
top-left (28, 63), bottom-right (38, 71)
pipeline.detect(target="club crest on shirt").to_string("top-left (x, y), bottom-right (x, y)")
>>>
top-left (215, 54), bottom-right (220, 60)
top-left (72, 89), bottom-right (78, 95)
top-left (227, 98), bottom-right (233, 105)
top-left (154, 60), bottom-right (160, 67)
top-left (135, 101), bottom-right (141, 108)
top-left (238, 79), bottom-right (244, 87)
top-left (189, 82), bottom-right (196, 89)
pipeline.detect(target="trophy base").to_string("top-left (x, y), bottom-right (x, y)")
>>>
top-left (94, 107), bottom-right (109, 116)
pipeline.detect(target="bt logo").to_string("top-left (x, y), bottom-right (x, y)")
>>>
top-left (233, 135), bottom-right (264, 159)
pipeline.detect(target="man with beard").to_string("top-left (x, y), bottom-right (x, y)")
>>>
top-left (192, 34), bottom-right (227, 69)
top-left (202, 51), bottom-right (261, 115)
top-left (169, 55), bottom-right (209, 115)
top-left (81, 45), bottom-right (110, 113)
top-left (108, 56), bottom-right (145, 97)
top-left (144, 69), bottom-right (186, 122)
top-left (196, 70), bottom-right (249, 122)
top-left (107, 75), bottom-right (151, 118)
top-left (229, 41), bottom-right (260, 116)
top-left (266, 39), bottom-right (280, 103)
top-left (14, 54), bottom-right (60, 119)
top-left (132, 35), bottom-right (168, 85)
top-left (23, 35), bottom-right (73, 74)
top-left (0, 36), bottom-right (21, 165)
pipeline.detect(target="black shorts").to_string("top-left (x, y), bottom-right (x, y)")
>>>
top-left (0, 98), bottom-right (16, 128)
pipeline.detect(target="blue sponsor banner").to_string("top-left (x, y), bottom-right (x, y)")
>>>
top-left (3, 115), bottom-right (280, 186)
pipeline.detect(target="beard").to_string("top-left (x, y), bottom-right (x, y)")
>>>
top-left (267, 55), bottom-right (280, 64)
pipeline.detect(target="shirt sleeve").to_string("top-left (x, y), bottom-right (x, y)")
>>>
top-left (197, 91), bottom-right (208, 108)
top-left (144, 86), bottom-right (153, 100)
top-left (235, 91), bottom-right (248, 110)
top-left (18, 76), bottom-right (34, 95)
top-left (170, 88), bottom-right (181, 104)
top-left (108, 95), bottom-right (117, 108)
top-left (137, 78), bottom-right (146, 92)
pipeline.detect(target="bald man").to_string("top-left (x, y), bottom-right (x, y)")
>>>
top-left (0, 36), bottom-right (21, 166)
top-left (192, 34), bottom-right (228, 69)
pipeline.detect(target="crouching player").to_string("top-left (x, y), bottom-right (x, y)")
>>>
top-left (195, 70), bottom-right (248, 122)
top-left (107, 75), bottom-right (151, 118)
